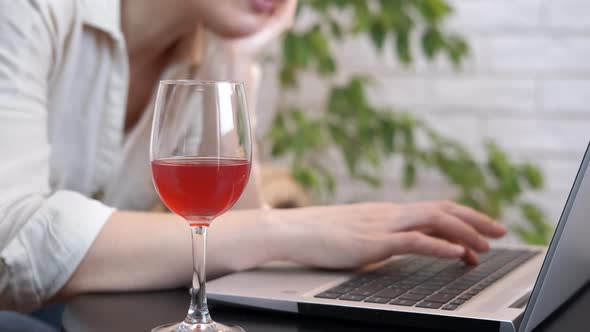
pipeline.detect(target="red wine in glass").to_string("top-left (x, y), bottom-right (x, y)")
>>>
top-left (152, 157), bottom-right (251, 226)
top-left (150, 80), bottom-right (251, 332)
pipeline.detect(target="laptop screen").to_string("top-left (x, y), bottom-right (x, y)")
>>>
top-left (519, 142), bottom-right (590, 332)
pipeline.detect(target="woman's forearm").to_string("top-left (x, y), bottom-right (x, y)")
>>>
top-left (55, 201), bottom-right (506, 301)
top-left (56, 208), bottom-right (284, 300)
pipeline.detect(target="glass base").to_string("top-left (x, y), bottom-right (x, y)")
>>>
top-left (152, 321), bottom-right (245, 332)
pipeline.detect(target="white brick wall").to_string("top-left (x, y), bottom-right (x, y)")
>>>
top-left (547, 0), bottom-right (590, 30)
top-left (257, 0), bottom-right (590, 231)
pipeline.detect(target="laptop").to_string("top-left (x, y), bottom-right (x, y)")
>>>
top-left (208, 142), bottom-right (590, 332)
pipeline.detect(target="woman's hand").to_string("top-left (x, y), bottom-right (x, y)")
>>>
top-left (218, 0), bottom-right (297, 59)
top-left (271, 201), bottom-right (507, 269)
top-left (227, 0), bottom-right (296, 57)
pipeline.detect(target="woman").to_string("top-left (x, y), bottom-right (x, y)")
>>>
top-left (0, 0), bottom-right (506, 312)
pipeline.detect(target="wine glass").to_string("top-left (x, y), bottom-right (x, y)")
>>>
top-left (150, 80), bottom-right (251, 332)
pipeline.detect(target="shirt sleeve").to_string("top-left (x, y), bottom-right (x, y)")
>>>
top-left (0, 0), bottom-right (115, 311)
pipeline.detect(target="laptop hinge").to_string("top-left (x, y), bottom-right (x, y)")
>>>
top-left (510, 291), bottom-right (532, 309)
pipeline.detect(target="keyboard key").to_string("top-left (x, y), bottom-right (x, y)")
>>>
top-left (368, 282), bottom-right (391, 289)
top-left (339, 294), bottom-right (366, 302)
top-left (327, 286), bottom-right (355, 294)
top-left (349, 289), bottom-right (378, 297)
top-left (374, 287), bottom-right (406, 299)
top-left (450, 299), bottom-right (465, 305)
top-left (421, 281), bottom-right (447, 288)
top-left (453, 280), bottom-right (477, 287)
top-left (442, 304), bottom-right (458, 311)
top-left (436, 277), bottom-right (457, 284)
top-left (416, 301), bottom-right (444, 309)
top-left (394, 283), bottom-right (416, 290)
top-left (340, 281), bottom-right (364, 288)
top-left (438, 288), bottom-right (462, 296)
top-left (410, 288), bottom-right (435, 295)
top-left (414, 284), bottom-right (442, 291)
top-left (424, 293), bottom-right (456, 303)
top-left (315, 292), bottom-right (340, 299)
top-left (400, 293), bottom-right (427, 301)
top-left (364, 297), bottom-right (391, 304)
top-left (399, 281), bottom-right (421, 288)
top-left (446, 284), bottom-right (469, 291)
top-left (390, 299), bottom-right (418, 306)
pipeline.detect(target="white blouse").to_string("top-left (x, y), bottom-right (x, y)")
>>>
top-left (0, 0), bottom-right (261, 311)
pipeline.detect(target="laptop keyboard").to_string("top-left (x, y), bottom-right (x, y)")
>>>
top-left (314, 248), bottom-right (540, 311)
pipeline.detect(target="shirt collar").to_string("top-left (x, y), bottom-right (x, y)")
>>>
top-left (80, 0), bottom-right (124, 42)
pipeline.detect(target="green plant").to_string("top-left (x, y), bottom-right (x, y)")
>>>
top-left (267, 0), bottom-right (551, 244)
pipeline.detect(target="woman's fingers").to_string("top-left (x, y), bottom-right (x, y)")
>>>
top-left (424, 211), bottom-right (490, 252)
top-left (398, 209), bottom-right (490, 253)
top-left (386, 231), bottom-right (466, 258)
top-left (437, 201), bottom-right (507, 238)
top-left (386, 232), bottom-right (481, 266)
top-left (462, 248), bottom-right (479, 265)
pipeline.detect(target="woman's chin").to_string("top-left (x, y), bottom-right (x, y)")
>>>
top-left (249, 0), bottom-right (284, 13)
top-left (211, 15), bottom-right (270, 39)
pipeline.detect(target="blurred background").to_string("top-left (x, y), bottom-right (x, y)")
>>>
top-left (254, 0), bottom-right (590, 244)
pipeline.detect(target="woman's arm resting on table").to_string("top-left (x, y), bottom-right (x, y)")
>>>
top-left (55, 209), bottom-right (277, 298)
top-left (56, 200), bottom-right (506, 300)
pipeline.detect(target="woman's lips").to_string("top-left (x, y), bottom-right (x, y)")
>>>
top-left (250, 0), bottom-right (283, 12)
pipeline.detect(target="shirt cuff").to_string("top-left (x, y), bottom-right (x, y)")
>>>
top-left (2, 191), bottom-right (115, 311)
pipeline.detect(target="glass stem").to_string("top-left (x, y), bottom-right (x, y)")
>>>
top-left (185, 225), bottom-right (212, 325)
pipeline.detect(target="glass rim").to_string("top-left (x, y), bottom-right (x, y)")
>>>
top-left (159, 79), bottom-right (244, 86)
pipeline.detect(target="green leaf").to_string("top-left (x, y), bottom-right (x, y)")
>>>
top-left (520, 203), bottom-right (548, 231)
top-left (328, 88), bottom-right (350, 116)
top-left (380, 117), bottom-right (396, 153)
top-left (348, 78), bottom-right (367, 110)
top-left (356, 173), bottom-right (382, 187)
top-left (487, 143), bottom-right (511, 179)
top-left (482, 192), bottom-right (502, 218)
top-left (499, 176), bottom-right (522, 203)
top-left (330, 21), bottom-right (343, 39)
top-left (521, 163), bottom-right (544, 189)
top-left (279, 67), bottom-right (296, 87)
top-left (283, 32), bottom-right (298, 65)
top-left (445, 36), bottom-right (469, 66)
top-left (271, 141), bottom-right (288, 157)
top-left (399, 113), bottom-right (417, 155)
top-left (512, 225), bottom-right (549, 245)
top-left (352, 1), bottom-right (371, 32)
top-left (366, 146), bottom-right (381, 168)
top-left (327, 123), bottom-right (349, 146)
top-left (370, 21), bottom-right (386, 51)
top-left (395, 30), bottom-right (412, 64)
top-left (457, 195), bottom-right (483, 212)
top-left (292, 166), bottom-right (321, 191)
top-left (403, 162), bottom-right (417, 188)
top-left (323, 171), bottom-right (337, 194)
top-left (343, 148), bottom-right (359, 175)
top-left (416, 0), bottom-right (453, 22)
top-left (308, 25), bottom-right (329, 55)
top-left (318, 56), bottom-right (336, 75)
top-left (422, 28), bottom-right (442, 59)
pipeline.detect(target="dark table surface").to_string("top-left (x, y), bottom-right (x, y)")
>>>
top-left (62, 283), bottom-right (590, 332)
